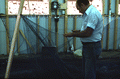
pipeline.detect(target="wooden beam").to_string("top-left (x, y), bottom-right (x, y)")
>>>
top-left (64, 0), bottom-right (68, 53)
top-left (56, 0), bottom-right (59, 52)
top-left (48, 15), bottom-right (52, 46)
top-left (48, 0), bottom-right (51, 46)
top-left (101, 0), bottom-right (105, 49)
top-left (73, 15), bottom-right (77, 50)
top-left (19, 30), bottom-right (36, 54)
top-left (17, 22), bottom-right (20, 54)
top-left (106, 0), bottom-right (111, 50)
top-left (5, 0), bottom-right (25, 78)
top-left (114, 0), bottom-right (119, 50)
top-left (36, 15), bottom-right (40, 54)
top-left (5, 0), bottom-right (10, 55)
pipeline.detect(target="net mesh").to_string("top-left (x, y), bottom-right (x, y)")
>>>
top-left (0, 16), bottom-right (120, 79)
top-left (20, 15), bottom-right (80, 78)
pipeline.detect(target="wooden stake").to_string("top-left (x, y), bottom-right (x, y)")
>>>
top-left (114, 0), bottom-right (119, 50)
top-left (73, 16), bottom-right (77, 50)
top-left (17, 22), bottom-right (20, 54)
top-left (36, 15), bottom-right (40, 54)
top-left (4, 0), bottom-right (25, 78)
top-left (56, 0), bottom-right (59, 51)
top-left (64, 0), bottom-right (68, 53)
top-left (106, 0), bottom-right (111, 50)
top-left (5, 0), bottom-right (10, 55)
top-left (101, 0), bottom-right (105, 49)
top-left (48, 15), bottom-right (52, 46)
top-left (48, 0), bottom-right (51, 46)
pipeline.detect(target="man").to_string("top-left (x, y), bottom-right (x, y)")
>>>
top-left (64, 0), bottom-right (103, 79)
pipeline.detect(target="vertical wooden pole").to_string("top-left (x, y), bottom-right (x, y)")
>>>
top-left (48, 0), bottom-right (51, 46)
top-left (5, 0), bottom-right (10, 55)
top-left (5, 0), bottom-right (25, 78)
top-left (106, 0), bottom-right (111, 50)
top-left (114, 0), bottom-right (119, 50)
top-left (101, 0), bottom-right (105, 49)
top-left (56, 0), bottom-right (59, 51)
top-left (64, 0), bottom-right (68, 53)
top-left (17, 23), bottom-right (20, 54)
top-left (73, 15), bottom-right (77, 50)
top-left (36, 15), bottom-right (40, 54)
top-left (17, 0), bottom-right (22, 54)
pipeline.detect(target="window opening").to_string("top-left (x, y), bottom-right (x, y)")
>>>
top-left (8, 0), bottom-right (49, 15)
top-left (67, 0), bottom-right (103, 15)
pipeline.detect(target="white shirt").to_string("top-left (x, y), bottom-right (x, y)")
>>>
top-left (80, 5), bottom-right (103, 42)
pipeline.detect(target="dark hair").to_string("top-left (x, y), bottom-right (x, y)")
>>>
top-left (77, 0), bottom-right (89, 6)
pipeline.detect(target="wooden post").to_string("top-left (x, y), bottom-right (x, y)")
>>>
top-left (114, 0), bottom-right (119, 50)
top-left (73, 15), bottom-right (77, 50)
top-left (19, 30), bottom-right (36, 54)
top-left (101, 0), bottom-right (105, 49)
top-left (36, 15), bottom-right (40, 54)
top-left (5, 0), bottom-right (10, 55)
top-left (106, 0), bottom-right (111, 50)
top-left (56, 0), bottom-right (59, 51)
top-left (64, 0), bottom-right (68, 53)
top-left (48, 0), bottom-right (51, 46)
top-left (17, 22), bottom-right (20, 54)
top-left (4, 0), bottom-right (25, 78)
top-left (48, 15), bottom-right (52, 46)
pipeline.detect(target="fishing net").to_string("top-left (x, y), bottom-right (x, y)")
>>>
top-left (0, 15), bottom-right (120, 79)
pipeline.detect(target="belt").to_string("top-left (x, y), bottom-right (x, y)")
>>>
top-left (82, 41), bottom-right (101, 45)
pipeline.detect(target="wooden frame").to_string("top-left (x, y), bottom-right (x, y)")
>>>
top-left (5, 0), bottom-right (25, 78)
top-left (106, 0), bottom-right (111, 50)
top-left (48, 0), bottom-right (51, 46)
top-left (73, 16), bottom-right (77, 50)
top-left (56, 0), bottom-right (59, 51)
top-left (6, 0), bottom-right (10, 55)
top-left (64, 0), bottom-right (68, 52)
top-left (19, 30), bottom-right (36, 54)
top-left (101, 0), bottom-right (105, 49)
top-left (114, 0), bottom-right (119, 50)
top-left (36, 15), bottom-right (40, 54)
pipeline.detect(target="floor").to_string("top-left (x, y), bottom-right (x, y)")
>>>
top-left (0, 50), bottom-right (120, 79)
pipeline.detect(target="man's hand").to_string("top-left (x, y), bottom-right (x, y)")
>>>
top-left (64, 32), bottom-right (73, 37)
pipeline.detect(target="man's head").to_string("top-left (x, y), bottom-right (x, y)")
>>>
top-left (76, 0), bottom-right (90, 14)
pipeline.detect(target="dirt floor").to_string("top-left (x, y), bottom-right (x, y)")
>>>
top-left (0, 50), bottom-right (120, 79)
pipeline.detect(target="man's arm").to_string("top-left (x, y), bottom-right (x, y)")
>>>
top-left (73, 27), bottom-right (93, 37)
top-left (72, 30), bottom-right (80, 32)
top-left (64, 27), bottom-right (94, 37)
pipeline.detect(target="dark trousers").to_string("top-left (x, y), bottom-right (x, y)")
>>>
top-left (82, 41), bottom-right (102, 79)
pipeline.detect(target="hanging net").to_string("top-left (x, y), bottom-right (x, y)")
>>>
top-left (0, 15), bottom-right (120, 79)
top-left (20, 15), bottom-right (81, 78)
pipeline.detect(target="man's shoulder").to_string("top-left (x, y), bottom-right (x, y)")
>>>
top-left (89, 6), bottom-right (102, 19)
top-left (91, 6), bottom-right (101, 15)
